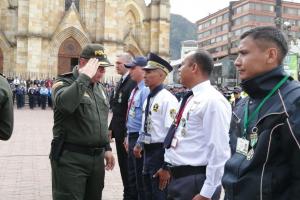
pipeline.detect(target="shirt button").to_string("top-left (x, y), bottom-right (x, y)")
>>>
top-left (249, 101), bottom-right (253, 105)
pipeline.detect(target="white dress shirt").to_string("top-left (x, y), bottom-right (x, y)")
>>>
top-left (165, 80), bottom-right (231, 198)
top-left (141, 88), bottom-right (178, 143)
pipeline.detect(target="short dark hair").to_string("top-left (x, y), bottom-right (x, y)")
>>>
top-left (240, 26), bottom-right (288, 63)
top-left (190, 50), bottom-right (214, 75)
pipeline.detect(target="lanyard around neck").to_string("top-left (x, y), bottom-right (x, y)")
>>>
top-left (243, 75), bottom-right (289, 138)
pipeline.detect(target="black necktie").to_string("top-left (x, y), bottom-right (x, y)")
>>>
top-left (144, 84), bottom-right (164, 134)
top-left (164, 90), bottom-right (193, 149)
top-left (114, 77), bottom-right (123, 98)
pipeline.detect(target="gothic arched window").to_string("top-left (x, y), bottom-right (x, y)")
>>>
top-left (65, 0), bottom-right (80, 11)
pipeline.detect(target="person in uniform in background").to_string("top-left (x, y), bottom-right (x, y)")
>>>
top-left (134, 53), bottom-right (178, 200)
top-left (0, 74), bottom-right (14, 140)
top-left (222, 26), bottom-right (300, 200)
top-left (39, 83), bottom-right (48, 110)
top-left (15, 84), bottom-right (24, 109)
top-left (231, 87), bottom-right (242, 109)
top-left (50, 44), bottom-right (115, 200)
top-left (159, 50), bottom-right (231, 200)
top-left (108, 53), bottom-right (136, 200)
top-left (28, 83), bottom-right (37, 109)
top-left (124, 56), bottom-right (149, 200)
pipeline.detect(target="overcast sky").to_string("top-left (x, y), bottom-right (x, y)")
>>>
top-left (146, 0), bottom-right (300, 23)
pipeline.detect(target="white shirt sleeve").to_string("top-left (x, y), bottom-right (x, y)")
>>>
top-left (200, 98), bottom-right (231, 198)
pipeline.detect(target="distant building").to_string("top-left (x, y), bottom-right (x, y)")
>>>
top-left (181, 40), bottom-right (198, 58)
top-left (196, 0), bottom-right (300, 60)
top-left (196, 0), bottom-right (300, 85)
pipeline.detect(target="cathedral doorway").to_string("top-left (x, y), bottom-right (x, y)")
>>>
top-left (57, 37), bottom-right (81, 75)
top-left (0, 48), bottom-right (3, 74)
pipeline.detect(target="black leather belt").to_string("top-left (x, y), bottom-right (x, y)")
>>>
top-left (128, 132), bottom-right (139, 138)
top-left (170, 165), bottom-right (206, 179)
top-left (144, 143), bottom-right (163, 150)
top-left (63, 142), bottom-right (104, 156)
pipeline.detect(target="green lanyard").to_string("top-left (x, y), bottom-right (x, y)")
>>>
top-left (243, 75), bottom-right (289, 138)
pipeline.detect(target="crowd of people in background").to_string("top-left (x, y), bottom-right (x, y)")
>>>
top-left (6, 77), bottom-right (55, 109)
top-left (5, 76), bottom-right (244, 110)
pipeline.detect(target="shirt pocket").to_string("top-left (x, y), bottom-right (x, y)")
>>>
top-left (186, 109), bottom-right (203, 131)
top-left (78, 97), bottom-right (94, 119)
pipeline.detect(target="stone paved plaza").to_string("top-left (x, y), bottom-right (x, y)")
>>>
top-left (0, 107), bottom-right (224, 200)
top-left (0, 108), bottom-right (123, 200)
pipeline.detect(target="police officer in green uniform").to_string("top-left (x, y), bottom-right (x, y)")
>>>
top-left (0, 74), bottom-right (14, 140)
top-left (50, 44), bottom-right (115, 200)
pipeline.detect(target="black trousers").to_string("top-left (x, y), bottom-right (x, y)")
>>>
top-left (128, 133), bottom-right (145, 200)
top-left (143, 144), bottom-right (167, 200)
top-left (167, 173), bottom-right (221, 200)
top-left (115, 137), bottom-right (130, 200)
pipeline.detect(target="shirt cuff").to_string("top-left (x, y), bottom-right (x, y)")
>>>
top-left (77, 73), bottom-right (91, 86)
top-left (200, 183), bottom-right (217, 199)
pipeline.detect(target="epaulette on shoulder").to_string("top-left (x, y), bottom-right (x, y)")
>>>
top-left (58, 72), bottom-right (73, 77)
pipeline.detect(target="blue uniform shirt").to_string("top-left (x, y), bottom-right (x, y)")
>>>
top-left (126, 81), bottom-right (150, 134)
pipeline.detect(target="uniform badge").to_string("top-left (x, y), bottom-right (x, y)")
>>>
top-left (170, 109), bottom-right (177, 119)
top-left (247, 148), bottom-right (254, 160)
top-left (118, 93), bottom-right (122, 103)
top-left (181, 128), bottom-right (187, 136)
top-left (153, 103), bottom-right (159, 112)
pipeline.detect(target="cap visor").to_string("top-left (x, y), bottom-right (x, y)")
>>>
top-left (124, 63), bottom-right (136, 68)
top-left (143, 65), bottom-right (157, 70)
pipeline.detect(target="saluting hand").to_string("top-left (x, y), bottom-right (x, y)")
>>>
top-left (133, 145), bottom-right (142, 158)
top-left (78, 58), bottom-right (100, 79)
top-left (153, 168), bottom-right (171, 190)
top-left (104, 151), bottom-right (115, 171)
top-left (192, 194), bottom-right (211, 200)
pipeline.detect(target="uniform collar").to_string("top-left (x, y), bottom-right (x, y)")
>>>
top-left (122, 71), bottom-right (129, 82)
top-left (191, 80), bottom-right (211, 96)
top-left (73, 65), bottom-right (80, 79)
top-left (137, 80), bottom-right (145, 89)
top-left (241, 66), bottom-right (290, 99)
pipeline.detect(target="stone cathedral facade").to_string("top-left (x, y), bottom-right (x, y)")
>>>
top-left (0, 0), bottom-right (170, 82)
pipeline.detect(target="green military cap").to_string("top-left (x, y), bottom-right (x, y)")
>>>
top-left (80, 44), bottom-right (113, 67)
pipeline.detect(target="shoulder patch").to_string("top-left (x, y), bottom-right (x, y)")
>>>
top-left (58, 72), bottom-right (73, 77)
top-left (52, 81), bottom-right (64, 91)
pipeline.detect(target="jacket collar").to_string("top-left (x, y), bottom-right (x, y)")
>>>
top-left (241, 66), bottom-right (289, 99)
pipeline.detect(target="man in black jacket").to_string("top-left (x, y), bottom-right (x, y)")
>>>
top-left (222, 26), bottom-right (300, 200)
top-left (109, 53), bottom-right (137, 200)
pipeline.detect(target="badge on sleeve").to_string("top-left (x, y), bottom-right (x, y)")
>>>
top-left (236, 138), bottom-right (249, 156)
top-left (52, 81), bottom-right (63, 91)
top-left (153, 103), bottom-right (159, 112)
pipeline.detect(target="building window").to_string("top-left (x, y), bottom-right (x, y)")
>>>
top-left (283, 7), bottom-right (300, 15)
top-left (65, 0), bottom-right (80, 11)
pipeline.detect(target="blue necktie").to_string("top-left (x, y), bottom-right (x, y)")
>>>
top-left (164, 91), bottom-right (193, 149)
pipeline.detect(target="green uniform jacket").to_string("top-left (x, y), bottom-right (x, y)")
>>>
top-left (0, 75), bottom-right (14, 140)
top-left (52, 67), bottom-right (110, 149)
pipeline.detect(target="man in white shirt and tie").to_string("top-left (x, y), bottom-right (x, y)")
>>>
top-left (158, 50), bottom-right (231, 200)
